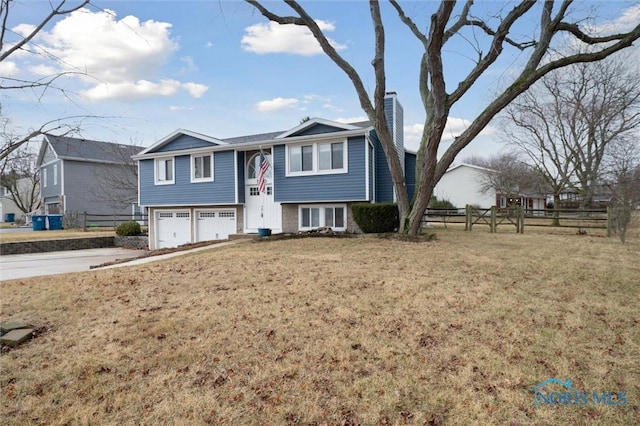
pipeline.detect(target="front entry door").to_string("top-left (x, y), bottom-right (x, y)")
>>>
top-left (245, 150), bottom-right (281, 232)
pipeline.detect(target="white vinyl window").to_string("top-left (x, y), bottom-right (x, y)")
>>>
top-left (53, 164), bottom-right (58, 185)
top-left (155, 157), bottom-right (175, 185)
top-left (43, 168), bottom-right (48, 188)
top-left (299, 205), bottom-right (346, 231)
top-left (287, 140), bottom-right (347, 176)
top-left (191, 153), bottom-right (213, 182)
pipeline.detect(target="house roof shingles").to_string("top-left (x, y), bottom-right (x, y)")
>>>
top-left (46, 135), bottom-right (143, 164)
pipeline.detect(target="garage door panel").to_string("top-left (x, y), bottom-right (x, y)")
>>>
top-left (196, 209), bottom-right (236, 242)
top-left (156, 211), bottom-right (191, 249)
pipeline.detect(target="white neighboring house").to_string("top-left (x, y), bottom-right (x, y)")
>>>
top-left (0, 186), bottom-right (22, 222)
top-left (433, 163), bottom-right (496, 208)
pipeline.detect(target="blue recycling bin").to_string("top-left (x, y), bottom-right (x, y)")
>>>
top-left (4, 213), bottom-right (15, 222)
top-left (47, 215), bottom-right (63, 230)
top-left (32, 215), bottom-right (46, 231)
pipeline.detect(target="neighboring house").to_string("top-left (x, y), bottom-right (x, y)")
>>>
top-left (36, 135), bottom-right (143, 220)
top-left (135, 93), bottom-right (416, 249)
top-left (557, 187), bottom-right (611, 210)
top-left (433, 163), bottom-right (496, 208)
top-left (0, 186), bottom-right (22, 222)
top-left (0, 178), bottom-right (41, 223)
top-left (433, 163), bottom-right (546, 213)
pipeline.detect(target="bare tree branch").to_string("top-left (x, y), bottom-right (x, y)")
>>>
top-left (0, 0), bottom-right (90, 62)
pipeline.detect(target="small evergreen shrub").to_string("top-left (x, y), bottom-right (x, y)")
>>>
top-left (351, 203), bottom-right (399, 233)
top-left (429, 196), bottom-right (456, 209)
top-left (116, 220), bottom-right (141, 236)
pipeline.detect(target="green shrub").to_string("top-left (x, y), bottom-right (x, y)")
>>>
top-left (429, 196), bottom-right (456, 209)
top-left (351, 203), bottom-right (399, 233)
top-left (116, 220), bottom-right (141, 236)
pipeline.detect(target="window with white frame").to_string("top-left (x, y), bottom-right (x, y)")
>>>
top-left (191, 153), bottom-right (213, 182)
top-left (299, 205), bottom-right (346, 231)
top-left (155, 157), bottom-right (174, 185)
top-left (43, 168), bottom-right (48, 188)
top-left (53, 164), bottom-right (58, 185)
top-left (287, 140), bottom-right (347, 176)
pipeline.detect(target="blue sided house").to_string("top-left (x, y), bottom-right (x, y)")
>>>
top-left (135, 93), bottom-right (416, 249)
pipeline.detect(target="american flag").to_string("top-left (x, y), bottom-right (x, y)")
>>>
top-left (257, 150), bottom-right (270, 193)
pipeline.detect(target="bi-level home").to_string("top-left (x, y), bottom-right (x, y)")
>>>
top-left (135, 93), bottom-right (416, 249)
top-left (37, 135), bottom-right (143, 220)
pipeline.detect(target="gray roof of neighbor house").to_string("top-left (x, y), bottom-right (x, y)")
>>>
top-left (43, 135), bottom-right (143, 164)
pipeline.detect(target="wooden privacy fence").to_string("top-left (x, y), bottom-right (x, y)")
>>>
top-left (423, 206), bottom-right (614, 235)
top-left (63, 211), bottom-right (148, 230)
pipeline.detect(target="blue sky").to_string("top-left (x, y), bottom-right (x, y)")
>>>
top-left (2, 0), bottom-right (639, 158)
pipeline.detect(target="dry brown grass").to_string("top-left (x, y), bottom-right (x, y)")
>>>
top-left (1, 230), bottom-right (639, 425)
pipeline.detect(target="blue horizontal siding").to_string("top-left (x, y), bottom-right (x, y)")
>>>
top-left (372, 132), bottom-right (394, 202)
top-left (139, 151), bottom-right (236, 205)
top-left (274, 137), bottom-right (367, 202)
top-left (153, 134), bottom-right (218, 153)
top-left (292, 123), bottom-right (350, 137)
top-left (405, 151), bottom-right (416, 202)
top-left (40, 160), bottom-right (62, 199)
top-left (236, 151), bottom-right (245, 203)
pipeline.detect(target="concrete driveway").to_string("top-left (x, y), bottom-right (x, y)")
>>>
top-left (0, 248), bottom-right (147, 281)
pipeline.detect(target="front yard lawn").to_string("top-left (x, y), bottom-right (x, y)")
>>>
top-left (1, 230), bottom-right (638, 424)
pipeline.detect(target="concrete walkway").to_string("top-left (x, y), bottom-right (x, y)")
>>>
top-left (0, 240), bottom-right (250, 280)
top-left (93, 239), bottom-right (249, 269)
top-left (0, 248), bottom-right (147, 281)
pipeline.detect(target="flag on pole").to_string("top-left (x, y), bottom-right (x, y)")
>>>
top-left (257, 150), bottom-right (270, 193)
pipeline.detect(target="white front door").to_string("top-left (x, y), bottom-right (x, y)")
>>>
top-left (245, 184), bottom-right (281, 232)
top-left (245, 150), bottom-right (281, 233)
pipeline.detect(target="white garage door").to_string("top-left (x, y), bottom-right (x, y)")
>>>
top-left (195, 209), bottom-right (236, 242)
top-left (156, 211), bottom-right (191, 249)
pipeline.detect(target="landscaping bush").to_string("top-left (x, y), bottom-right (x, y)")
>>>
top-left (351, 203), bottom-right (399, 233)
top-left (115, 220), bottom-right (141, 236)
top-left (429, 196), bottom-right (456, 209)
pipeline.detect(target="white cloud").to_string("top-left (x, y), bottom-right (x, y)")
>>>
top-left (169, 105), bottom-right (194, 112)
top-left (0, 61), bottom-right (19, 77)
top-left (11, 23), bottom-right (36, 38)
top-left (29, 64), bottom-right (58, 76)
top-left (16, 8), bottom-right (207, 101)
top-left (180, 56), bottom-right (198, 73)
top-left (242, 20), bottom-right (346, 56)
top-left (334, 116), bottom-right (368, 124)
top-left (81, 79), bottom-right (207, 101)
top-left (588, 4), bottom-right (640, 34)
top-left (182, 82), bottom-right (208, 98)
top-left (404, 118), bottom-right (497, 149)
top-left (256, 97), bottom-right (299, 112)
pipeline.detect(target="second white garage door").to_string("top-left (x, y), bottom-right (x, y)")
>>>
top-left (195, 209), bottom-right (237, 242)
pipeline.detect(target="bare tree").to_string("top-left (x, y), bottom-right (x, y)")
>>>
top-left (505, 56), bottom-right (640, 219)
top-left (0, 147), bottom-right (40, 214)
top-left (0, 0), bottom-right (95, 159)
top-left (246, 0), bottom-right (640, 234)
top-left (604, 137), bottom-right (640, 243)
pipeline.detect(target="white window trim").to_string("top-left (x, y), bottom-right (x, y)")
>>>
top-left (190, 152), bottom-right (214, 183)
top-left (298, 204), bottom-right (347, 231)
top-left (285, 139), bottom-right (348, 177)
top-left (53, 164), bottom-right (58, 186)
top-left (154, 156), bottom-right (175, 185)
top-left (43, 168), bottom-right (48, 188)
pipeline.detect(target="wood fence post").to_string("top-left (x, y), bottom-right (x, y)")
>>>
top-left (519, 207), bottom-right (525, 234)
top-left (606, 206), bottom-right (611, 237)
top-left (83, 211), bottom-right (87, 231)
top-left (490, 206), bottom-right (496, 233)
top-left (465, 205), bottom-right (471, 231)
